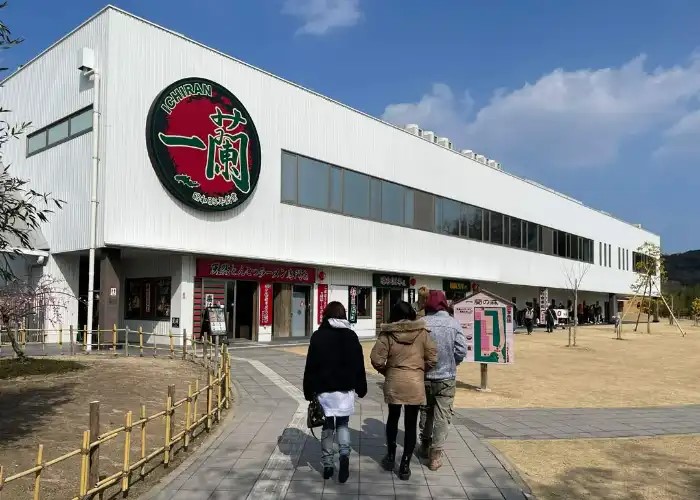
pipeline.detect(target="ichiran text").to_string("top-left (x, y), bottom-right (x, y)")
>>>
top-left (160, 82), bottom-right (213, 115)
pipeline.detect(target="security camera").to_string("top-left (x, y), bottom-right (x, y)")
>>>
top-left (78, 47), bottom-right (95, 72)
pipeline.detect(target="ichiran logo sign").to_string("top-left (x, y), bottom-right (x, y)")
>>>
top-left (146, 77), bottom-right (262, 211)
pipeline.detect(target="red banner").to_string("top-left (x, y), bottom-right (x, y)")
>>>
top-left (197, 259), bottom-right (316, 284)
top-left (260, 283), bottom-right (273, 327)
top-left (317, 284), bottom-right (328, 324)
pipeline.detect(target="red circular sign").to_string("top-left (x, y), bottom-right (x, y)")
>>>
top-left (146, 78), bottom-right (261, 211)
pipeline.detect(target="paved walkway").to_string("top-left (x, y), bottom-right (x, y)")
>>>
top-left (146, 347), bottom-right (700, 500)
top-left (148, 348), bottom-right (531, 500)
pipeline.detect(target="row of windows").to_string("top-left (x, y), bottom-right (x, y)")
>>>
top-left (26, 106), bottom-right (93, 157)
top-left (618, 247), bottom-right (631, 271)
top-left (281, 151), bottom-right (595, 263)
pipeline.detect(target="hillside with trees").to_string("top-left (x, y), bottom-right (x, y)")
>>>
top-left (664, 250), bottom-right (700, 318)
top-left (665, 250), bottom-right (700, 286)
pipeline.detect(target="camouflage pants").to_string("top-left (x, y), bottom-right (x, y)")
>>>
top-left (418, 379), bottom-right (456, 451)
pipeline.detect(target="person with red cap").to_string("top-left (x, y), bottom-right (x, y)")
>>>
top-left (418, 289), bottom-right (467, 471)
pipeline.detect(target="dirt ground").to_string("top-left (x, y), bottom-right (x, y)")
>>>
top-left (284, 320), bottom-right (700, 408)
top-left (491, 435), bottom-right (700, 500)
top-left (0, 356), bottom-right (210, 500)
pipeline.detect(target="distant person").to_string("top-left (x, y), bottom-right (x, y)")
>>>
top-left (595, 302), bottom-right (603, 324)
top-left (546, 304), bottom-right (556, 333)
top-left (418, 290), bottom-right (467, 471)
top-left (524, 303), bottom-right (535, 334)
top-left (370, 301), bottom-right (437, 480)
top-left (303, 302), bottom-right (367, 483)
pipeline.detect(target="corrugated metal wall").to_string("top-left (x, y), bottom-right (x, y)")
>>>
top-left (2, 13), bottom-right (109, 252)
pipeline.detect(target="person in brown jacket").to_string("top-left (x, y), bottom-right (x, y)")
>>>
top-left (370, 301), bottom-right (437, 480)
top-left (415, 286), bottom-right (429, 318)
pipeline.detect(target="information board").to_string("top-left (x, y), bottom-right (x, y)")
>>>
top-left (205, 306), bottom-right (227, 336)
top-left (453, 291), bottom-right (514, 364)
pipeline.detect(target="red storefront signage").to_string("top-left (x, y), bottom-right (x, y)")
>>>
top-left (317, 284), bottom-right (329, 324)
top-left (197, 259), bottom-right (316, 284)
top-left (260, 283), bottom-right (273, 327)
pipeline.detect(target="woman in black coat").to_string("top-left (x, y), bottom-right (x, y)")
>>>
top-left (303, 301), bottom-right (367, 483)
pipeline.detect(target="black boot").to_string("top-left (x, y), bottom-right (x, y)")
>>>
top-left (398, 453), bottom-right (411, 480)
top-left (338, 455), bottom-right (350, 483)
top-left (323, 466), bottom-right (334, 480)
top-left (381, 444), bottom-right (396, 471)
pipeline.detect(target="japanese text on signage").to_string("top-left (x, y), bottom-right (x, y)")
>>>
top-left (197, 259), bottom-right (316, 284)
top-left (317, 284), bottom-right (329, 324)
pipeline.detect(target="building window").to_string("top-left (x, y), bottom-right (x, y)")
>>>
top-left (356, 287), bottom-right (372, 318)
top-left (125, 277), bottom-right (171, 321)
top-left (298, 157), bottom-right (329, 210)
top-left (370, 178), bottom-right (382, 221)
top-left (281, 152), bottom-right (298, 203)
top-left (490, 212), bottom-right (504, 245)
top-left (381, 181), bottom-right (405, 226)
top-left (404, 190), bottom-right (414, 227)
top-left (413, 190), bottom-right (434, 232)
top-left (438, 198), bottom-right (461, 236)
top-left (527, 222), bottom-right (538, 251)
top-left (329, 167), bottom-right (343, 212)
top-left (343, 170), bottom-right (370, 218)
top-left (608, 244), bottom-right (612, 268)
top-left (509, 217), bottom-right (521, 248)
top-left (26, 106), bottom-right (93, 157)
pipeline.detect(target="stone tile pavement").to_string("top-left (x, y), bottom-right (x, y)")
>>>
top-left (143, 346), bottom-right (700, 499)
top-left (455, 406), bottom-right (700, 440)
top-left (145, 348), bottom-right (532, 500)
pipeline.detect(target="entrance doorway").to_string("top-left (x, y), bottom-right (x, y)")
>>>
top-left (291, 285), bottom-right (311, 337)
top-left (272, 284), bottom-right (312, 338)
top-left (220, 280), bottom-right (257, 341)
top-left (376, 288), bottom-right (404, 332)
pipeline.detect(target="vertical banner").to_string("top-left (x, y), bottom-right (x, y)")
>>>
top-left (259, 283), bottom-right (273, 327)
top-left (453, 291), bottom-right (514, 364)
top-left (408, 288), bottom-right (416, 307)
top-left (348, 286), bottom-right (358, 324)
top-left (538, 287), bottom-right (549, 323)
top-left (317, 284), bottom-right (329, 324)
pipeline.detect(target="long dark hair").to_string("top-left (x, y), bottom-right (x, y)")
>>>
top-left (322, 301), bottom-right (346, 322)
top-left (389, 301), bottom-right (417, 323)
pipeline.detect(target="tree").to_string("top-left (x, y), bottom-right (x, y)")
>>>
top-left (0, 275), bottom-right (71, 360)
top-left (692, 298), bottom-right (700, 327)
top-left (0, 2), bottom-right (64, 282)
top-left (563, 262), bottom-right (591, 347)
top-left (631, 242), bottom-right (666, 334)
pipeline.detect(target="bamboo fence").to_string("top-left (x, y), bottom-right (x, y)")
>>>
top-left (0, 326), bottom-right (227, 368)
top-left (0, 329), bottom-right (232, 500)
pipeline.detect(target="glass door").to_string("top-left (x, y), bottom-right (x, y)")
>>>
top-left (291, 285), bottom-right (310, 337)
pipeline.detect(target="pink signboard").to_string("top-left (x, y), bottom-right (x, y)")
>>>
top-left (197, 259), bottom-right (316, 284)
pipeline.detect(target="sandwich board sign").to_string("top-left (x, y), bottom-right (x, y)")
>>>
top-left (453, 290), bottom-right (515, 390)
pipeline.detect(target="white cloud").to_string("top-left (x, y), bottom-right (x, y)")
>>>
top-left (382, 54), bottom-right (700, 169)
top-left (654, 109), bottom-right (700, 160)
top-left (282, 0), bottom-right (361, 36)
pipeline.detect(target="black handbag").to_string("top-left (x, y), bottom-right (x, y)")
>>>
top-left (307, 396), bottom-right (325, 439)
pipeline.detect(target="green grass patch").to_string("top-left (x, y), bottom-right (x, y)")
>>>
top-left (0, 358), bottom-right (86, 379)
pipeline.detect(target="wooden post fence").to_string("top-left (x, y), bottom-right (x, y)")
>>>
top-left (89, 401), bottom-right (100, 492)
top-left (0, 333), bottom-right (234, 500)
top-left (121, 411), bottom-right (132, 493)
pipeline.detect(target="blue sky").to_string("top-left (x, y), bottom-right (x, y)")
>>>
top-left (4, 0), bottom-right (700, 253)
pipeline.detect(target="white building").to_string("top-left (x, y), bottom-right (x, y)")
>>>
top-left (1, 6), bottom-right (660, 343)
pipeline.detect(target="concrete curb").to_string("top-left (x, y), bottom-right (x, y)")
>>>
top-left (484, 440), bottom-right (537, 499)
top-left (136, 380), bottom-right (241, 500)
